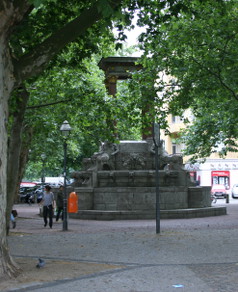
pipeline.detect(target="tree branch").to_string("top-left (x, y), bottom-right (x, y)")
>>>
top-left (26, 99), bottom-right (71, 109)
top-left (191, 57), bottom-right (238, 101)
top-left (14, 0), bottom-right (122, 85)
top-left (0, 0), bottom-right (32, 37)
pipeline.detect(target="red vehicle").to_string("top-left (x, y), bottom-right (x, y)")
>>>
top-left (20, 182), bottom-right (37, 187)
top-left (211, 184), bottom-right (227, 198)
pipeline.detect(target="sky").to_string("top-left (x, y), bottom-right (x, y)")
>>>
top-left (114, 15), bottom-right (145, 56)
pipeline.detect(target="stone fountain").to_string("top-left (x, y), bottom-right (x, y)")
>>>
top-left (68, 57), bottom-right (226, 219)
top-left (69, 138), bottom-right (226, 219)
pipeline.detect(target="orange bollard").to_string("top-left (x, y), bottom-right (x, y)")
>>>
top-left (68, 192), bottom-right (78, 213)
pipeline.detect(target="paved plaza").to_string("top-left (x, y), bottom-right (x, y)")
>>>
top-left (3, 199), bottom-right (238, 291)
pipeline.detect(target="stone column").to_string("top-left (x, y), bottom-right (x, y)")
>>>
top-left (105, 75), bottom-right (118, 96)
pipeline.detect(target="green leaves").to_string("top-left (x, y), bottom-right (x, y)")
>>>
top-left (136, 0), bottom-right (238, 159)
top-left (22, 51), bottom-right (144, 179)
top-left (29, 0), bottom-right (58, 6)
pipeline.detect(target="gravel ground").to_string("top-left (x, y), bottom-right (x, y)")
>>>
top-left (1, 200), bottom-right (238, 292)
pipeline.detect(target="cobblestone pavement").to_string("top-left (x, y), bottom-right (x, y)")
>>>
top-left (4, 200), bottom-right (238, 292)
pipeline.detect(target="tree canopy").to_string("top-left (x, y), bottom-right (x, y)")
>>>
top-left (137, 0), bottom-right (238, 160)
top-left (22, 54), bottom-right (142, 181)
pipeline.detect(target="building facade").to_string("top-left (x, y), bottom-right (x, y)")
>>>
top-left (161, 114), bottom-right (238, 192)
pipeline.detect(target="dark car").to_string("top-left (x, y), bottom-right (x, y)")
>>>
top-left (19, 186), bottom-right (37, 204)
top-left (34, 185), bottom-right (44, 203)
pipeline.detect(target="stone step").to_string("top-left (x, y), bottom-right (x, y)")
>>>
top-left (69, 206), bottom-right (226, 220)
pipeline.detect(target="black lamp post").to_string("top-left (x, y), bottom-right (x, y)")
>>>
top-left (41, 153), bottom-right (46, 184)
top-left (153, 122), bottom-right (160, 234)
top-left (60, 120), bottom-right (72, 231)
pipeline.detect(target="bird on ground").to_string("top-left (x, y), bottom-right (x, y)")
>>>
top-left (36, 258), bottom-right (45, 268)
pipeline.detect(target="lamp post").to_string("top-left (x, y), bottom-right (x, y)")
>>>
top-left (60, 120), bottom-right (72, 231)
top-left (153, 122), bottom-right (160, 234)
top-left (41, 153), bottom-right (46, 184)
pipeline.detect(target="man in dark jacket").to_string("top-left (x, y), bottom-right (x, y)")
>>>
top-left (56, 185), bottom-right (64, 221)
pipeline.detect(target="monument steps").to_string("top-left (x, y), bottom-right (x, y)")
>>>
top-left (69, 206), bottom-right (226, 220)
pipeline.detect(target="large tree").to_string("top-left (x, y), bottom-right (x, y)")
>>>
top-left (0, 0), bottom-right (127, 279)
top-left (137, 0), bottom-right (238, 160)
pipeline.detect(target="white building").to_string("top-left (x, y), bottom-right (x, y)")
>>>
top-left (161, 113), bottom-right (238, 192)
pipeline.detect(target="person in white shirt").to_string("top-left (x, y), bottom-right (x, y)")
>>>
top-left (41, 185), bottom-right (54, 228)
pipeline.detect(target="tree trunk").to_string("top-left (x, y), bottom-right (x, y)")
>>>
top-left (17, 126), bottom-right (34, 200)
top-left (6, 86), bottom-right (30, 234)
top-left (0, 0), bottom-right (30, 278)
top-left (0, 36), bottom-right (21, 279)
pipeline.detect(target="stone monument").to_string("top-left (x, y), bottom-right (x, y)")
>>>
top-left (68, 57), bottom-right (225, 219)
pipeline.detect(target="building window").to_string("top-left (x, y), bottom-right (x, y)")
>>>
top-left (171, 115), bottom-right (182, 124)
top-left (172, 144), bottom-right (177, 154)
top-left (172, 143), bottom-right (184, 154)
top-left (211, 171), bottom-right (230, 189)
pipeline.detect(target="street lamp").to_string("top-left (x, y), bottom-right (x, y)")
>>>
top-left (60, 120), bottom-right (72, 231)
top-left (41, 153), bottom-right (46, 184)
top-left (153, 122), bottom-right (160, 234)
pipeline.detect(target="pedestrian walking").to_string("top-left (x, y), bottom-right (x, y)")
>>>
top-left (56, 185), bottom-right (64, 222)
top-left (10, 210), bottom-right (17, 229)
top-left (40, 185), bottom-right (54, 228)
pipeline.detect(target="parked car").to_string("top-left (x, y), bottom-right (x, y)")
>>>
top-left (19, 186), bottom-right (36, 204)
top-left (231, 184), bottom-right (238, 198)
top-left (34, 185), bottom-right (44, 203)
top-left (211, 184), bottom-right (227, 199)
